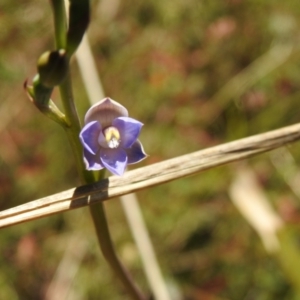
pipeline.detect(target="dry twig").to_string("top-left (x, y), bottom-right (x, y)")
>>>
top-left (1, 122), bottom-right (300, 228)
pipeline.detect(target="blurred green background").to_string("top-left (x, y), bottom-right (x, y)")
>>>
top-left (1, 0), bottom-right (300, 299)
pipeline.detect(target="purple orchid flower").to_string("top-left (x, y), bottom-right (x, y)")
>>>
top-left (79, 98), bottom-right (147, 176)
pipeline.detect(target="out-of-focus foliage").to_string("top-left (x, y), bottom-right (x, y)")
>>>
top-left (1, 0), bottom-right (300, 299)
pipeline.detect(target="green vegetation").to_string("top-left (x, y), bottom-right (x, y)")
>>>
top-left (1, 0), bottom-right (300, 299)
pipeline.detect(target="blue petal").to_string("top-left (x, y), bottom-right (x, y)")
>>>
top-left (100, 148), bottom-right (128, 176)
top-left (83, 149), bottom-right (104, 171)
top-left (126, 140), bottom-right (147, 164)
top-left (113, 117), bottom-right (143, 148)
top-left (79, 121), bottom-right (101, 155)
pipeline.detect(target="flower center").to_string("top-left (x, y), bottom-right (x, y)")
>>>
top-left (103, 126), bottom-right (120, 148)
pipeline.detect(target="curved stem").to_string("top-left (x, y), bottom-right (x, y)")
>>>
top-left (59, 73), bottom-right (145, 300)
top-left (62, 78), bottom-right (146, 299)
top-left (89, 173), bottom-right (146, 300)
top-left (59, 75), bottom-right (93, 183)
top-left (51, 1), bottom-right (146, 299)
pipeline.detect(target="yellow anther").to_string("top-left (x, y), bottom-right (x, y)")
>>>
top-left (104, 126), bottom-right (120, 148)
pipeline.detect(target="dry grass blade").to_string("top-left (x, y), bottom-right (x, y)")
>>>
top-left (229, 167), bottom-right (283, 253)
top-left (76, 31), bottom-right (171, 300)
top-left (1, 122), bottom-right (300, 228)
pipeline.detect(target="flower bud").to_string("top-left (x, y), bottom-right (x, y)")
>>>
top-left (67, 0), bottom-right (90, 55)
top-left (37, 49), bottom-right (68, 88)
top-left (24, 75), bottom-right (68, 127)
top-left (33, 74), bottom-right (53, 107)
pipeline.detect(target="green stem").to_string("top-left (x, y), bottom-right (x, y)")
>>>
top-left (51, 0), bottom-right (67, 49)
top-left (89, 172), bottom-right (146, 300)
top-left (59, 75), bottom-right (93, 183)
top-left (59, 73), bottom-right (145, 300)
top-left (60, 75), bottom-right (145, 300)
top-left (276, 228), bottom-right (300, 296)
top-left (51, 1), bottom-right (146, 299)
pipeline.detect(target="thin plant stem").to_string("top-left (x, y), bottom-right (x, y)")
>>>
top-left (59, 76), bottom-right (145, 300)
top-left (89, 174), bottom-right (147, 300)
top-left (50, 0), bottom-right (67, 49)
top-left (76, 34), bottom-right (171, 300)
top-left (58, 75), bottom-right (93, 183)
top-left (50, 1), bottom-right (146, 299)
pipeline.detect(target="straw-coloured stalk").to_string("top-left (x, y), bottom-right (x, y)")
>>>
top-left (1, 122), bottom-right (300, 228)
top-left (229, 167), bottom-right (283, 253)
top-left (76, 35), bottom-right (171, 300)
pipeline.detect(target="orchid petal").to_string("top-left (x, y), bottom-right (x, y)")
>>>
top-left (79, 121), bottom-right (101, 154)
top-left (84, 98), bottom-right (128, 128)
top-left (100, 148), bottom-right (128, 176)
top-left (97, 130), bottom-right (108, 148)
top-left (113, 117), bottom-right (143, 148)
top-left (83, 149), bottom-right (104, 171)
top-left (126, 140), bottom-right (147, 164)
